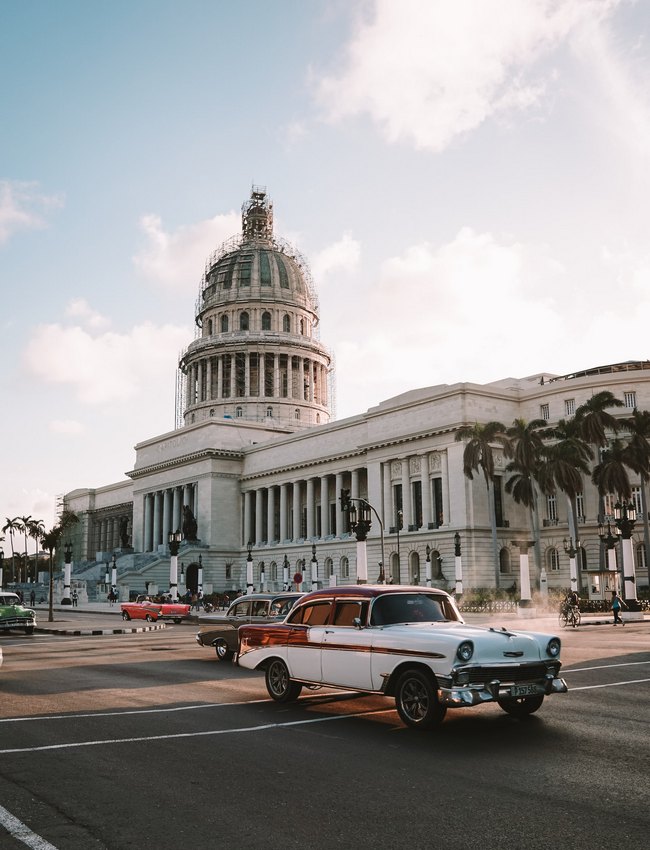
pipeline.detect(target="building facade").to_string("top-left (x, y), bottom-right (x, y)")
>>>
top-left (64, 189), bottom-right (650, 601)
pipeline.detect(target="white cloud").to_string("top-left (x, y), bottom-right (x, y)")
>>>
top-left (315, 0), bottom-right (621, 152)
top-left (312, 233), bottom-right (361, 280)
top-left (0, 180), bottom-right (63, 245)
top-left (133, 210), bottom-right (240, 290)
top-left (65, 298), bottom-right (111, 330)
top-left (49, 419), bottom-right (85, 435)
top-left (23, 317), bottom-right (188, 405)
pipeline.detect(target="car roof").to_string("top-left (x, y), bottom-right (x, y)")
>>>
top-left (230, 592), bottom-right (303, 602)
top-left (293, 585), bottom-right (452, 601)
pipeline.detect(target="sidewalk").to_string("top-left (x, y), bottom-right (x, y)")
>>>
top-left (28, 601), bottom-right (647, 635)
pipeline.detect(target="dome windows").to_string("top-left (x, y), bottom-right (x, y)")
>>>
top-left (221, 315), bottom-right (229, 333)
top-left (262, 312), bottom-right (272, 331)
top-left (240, 312), bottom-right (250, 331)
top-left (282, 314), bottom-right (290, 333)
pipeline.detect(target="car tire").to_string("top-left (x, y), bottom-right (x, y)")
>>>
top-left (214, 639), bottom-right (233, 662)
top-left (24, 627), bottom-right (34, 635)
top-left (122, 611), bottom-right (131, 621)
top-left (395, 668), bottom-right (447, 729)
top-left (265, 658), bottom-right (303, 702)
top-left (174, 618), bottom-right (182, 624)
top-left (497, 694), bottom-right (544, 718)
top-left (145, 613), bottom-right (154, 622)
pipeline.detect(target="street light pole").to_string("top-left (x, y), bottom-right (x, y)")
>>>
top-left (168, 530), bottom-right (182, 601)
top-left (598, 519), bottom-right (619, 594)
top-left (348, 501), bottom-right (372, 584)
top-left (282, 555), bottom-right (289, 591)
top-left (425, 545), bottom-right (432, 587)
top-left (339, 490), bottom-right (385, 582)
top-left (454, 532), bottom-right (463, 597)
top-left (612, 501), bottom-right (642, 619)
top-left (563, 537), bottom-right (580, 592)
top-left (311, 544), bottom-right (318, 591)
top-left (0, 548), bottom-right (4, 590)
top-left (198, 553), bottom-right (203, 599)
top-left (246, 541), bottom-right (254, 595)
top-left (62, 542), bottom-right (73, 604)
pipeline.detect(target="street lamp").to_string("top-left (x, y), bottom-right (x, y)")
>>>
top-left (340, 490), bottom-right (385, 582)
top-left (282, 554), bottom-right (289, 591)
top-left (598, 519), bottom-right (619, 593)
top-left (349, 501), bottom-right (372, 583)
top-left (454, 532), bottom-right (463, 597)
top-left (0, 548), bottom-right (4, 590)
top-left (62, 542), bottom-right (73, 604)
top-left (310, 544), bottom-right (318, 591)
top-left (389, 509), bottom-right (403, 579)
top-left (563, 537), bottom-right (580, 591)
top-left (246, 541), bottom-right (254, 594)
top-left (425, 545), bottom-right (432, 587)
top-left (612, 501), bottom-right (641, 616)
top-left (168, 529), bottom-right (182, 601)
top-left (198, 553), bottom-right (203, 598)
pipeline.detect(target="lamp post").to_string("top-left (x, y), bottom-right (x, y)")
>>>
top-left (563, 537), bottom-right (580, 592)
top-left (454, 532), bottom-right (463, 597)
top-left (310, 544), bottom-right (318, 591)
top-left (0, 548), bottom-right (4, 590)
top-left (246, 541), bottom-right (254, 595)
top-left (259, 561), bottom-right (266, 592)
top-left (425, 545), bottom-right (432, 587)
top-left (168, 529), bottom-right (182, 601)
top-left (612, 501), bottom-right (642, 617)
top-left (339, 490), bottom-right (385, 582)
top-left (349, 501), bottom-right (372, 584)
top-left (389, 509), bottom-right (403, 580)
top-left (598, 519), bottom-right (619, 594)
top-left (512, 539), bottom-right (536, 616)
top-left (62, 542), bottom-right (73, 604)
top-left (282, 554), bottom-right (289, 591)
top-left (180, 562), bottom-right (185, 597)
top-left (198, 553), bottom-right (203, 598)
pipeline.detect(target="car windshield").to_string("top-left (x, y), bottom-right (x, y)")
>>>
top-left (370, 593), bottom-right (457, 625)
top-left (270, 598), bottom-right (297, 617)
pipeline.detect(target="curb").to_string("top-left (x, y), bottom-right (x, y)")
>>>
top-left (34, 623), bottom-right (167, 636)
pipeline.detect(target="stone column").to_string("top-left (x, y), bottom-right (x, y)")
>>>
top-left (244, 491), bottom-right (253, 546)
top-left (382, 462), bottom-right (392, 533)
top-left (306, 478), bottom-right (315, 539)
top-left (293, 481), bottom-right (302, 541)
top-left (255, 489), bottom-right (264, 544)
top-left (335, 472), bottom-right (344, 537)
top-left (401, 458), bottom-right (412, 529)
top-left (422, 454), bottom-right (432, 528)
top-left (280, 484), bottom-right (288, 542)
top-left (229, 353), bottom-right (236, 398)
top-left (320, 475), bottom-right (330, 538)
top-left (144, 494), bottom-right (153, 552)
top-left (197, 360), bottom-right (204, 403)
top-left (162, 489), bottom-right (171, 542)
top-left (267, 485), bottom-right (276, 543)
top-left (217, 355), bottom-right (223, 399)
top-left (172, 487), bottom-right (182, 534)
top-left (206, 357), bottom-right (213, 400)
top-left (153, 492), bottom-right (161, 551)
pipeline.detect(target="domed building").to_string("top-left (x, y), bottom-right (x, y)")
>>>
top-left (178, 188), bottom-right (332, 430)
top-left (62, 189), bottom-right (650, 605)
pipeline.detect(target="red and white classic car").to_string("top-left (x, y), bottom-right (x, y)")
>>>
top-left (120, 596), bottom-right (190, 624)
top-left (237, 585), bottom-right (568, 729)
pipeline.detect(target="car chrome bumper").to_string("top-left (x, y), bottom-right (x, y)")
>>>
top-left (438, 674), bottom-right (568, 707)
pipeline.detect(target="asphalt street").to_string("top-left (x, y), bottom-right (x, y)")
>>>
top-left (0, 612), bottom-right (648, 850)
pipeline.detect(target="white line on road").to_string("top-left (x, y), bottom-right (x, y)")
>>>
top-left (0, 709), bottom-right (390, 755)
top-left (563, 660), bottom-right (650, 673)
top-left (0, 804), bottom-right (59, 850)
top-left (567, 678), bottom-right (650, 691)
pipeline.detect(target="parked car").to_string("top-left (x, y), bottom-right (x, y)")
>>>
top-left (121, 597), bottom-right (190, 624)
top-left (237, 585), bottom-right (568, 729)
top-left (196, 592), bottom-right (303, 661)
top-left (0, 592), bottom-right (37, 635)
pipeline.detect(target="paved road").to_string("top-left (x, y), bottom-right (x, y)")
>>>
top-left (0, 618), bottom-right (648, 849)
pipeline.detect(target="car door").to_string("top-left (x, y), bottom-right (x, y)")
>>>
top-left (286, 600), bottom-right (332, 682)
top-left (321, 600), bottom-right (373, 689)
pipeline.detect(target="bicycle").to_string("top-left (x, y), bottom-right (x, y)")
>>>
top-left (558, 604), bottom-right (581, 628)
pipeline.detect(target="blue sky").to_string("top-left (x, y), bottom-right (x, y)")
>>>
top-left (2, 0), bottom-right (650, 533)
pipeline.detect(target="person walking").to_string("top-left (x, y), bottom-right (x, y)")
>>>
top-left (71, 589), bottom-right (78, 607)
top-left (611, 590), bottom-right (627, 625)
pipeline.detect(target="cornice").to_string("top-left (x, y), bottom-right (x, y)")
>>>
top-left (127, 447), bottom-right (244, 480)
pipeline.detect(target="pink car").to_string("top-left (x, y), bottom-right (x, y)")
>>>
top-left (121, 596), bottom-right (190, 624)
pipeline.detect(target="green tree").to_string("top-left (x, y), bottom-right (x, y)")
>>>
top-left (455, 421), bottom-right (510, 586)
top-left (620, 409), bottom-right (650, 575)
top-left (575, 391), bottom-right (624, 447)
top-left (2, 517), bottom-right (21, 581)
top-left (18, 515), bottom-right (33, 582)
top-left (591, 438), bottom-right (633, 501)
top-left (540, 417), bottom-right (592, 545)
top-left (27, 519), bottom-right (45, 580)
top-left (41, 511), bottom-right (79, 622)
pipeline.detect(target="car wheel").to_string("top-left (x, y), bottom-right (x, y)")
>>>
top-left (122, 611), bottom-right (131, 621)
top-left (214, 639), bottom-right (233, 662)
top-left (497, 694), bottom-right (544, 718)
top-left (174, 618), bottom-right (182, 624)
top-left (24, 627), bottom-right (34, 635)
top-left (265, 659), bottom-right (303, 702)
top-left (395, 668), bottom-right (447, 729)
top-left (145, 613), bottom-right (154, 622)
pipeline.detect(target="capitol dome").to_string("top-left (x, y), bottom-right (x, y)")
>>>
top-left (178, 187), bottom-right (333, 430)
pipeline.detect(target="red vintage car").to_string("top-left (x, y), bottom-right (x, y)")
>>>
top-left (121, 596), bottom-right (190, 624)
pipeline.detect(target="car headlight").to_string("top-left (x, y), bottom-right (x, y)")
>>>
top-left (546, 637), bottom-right (561, 658)
top-left (456, 641), bottom-right (474, 662)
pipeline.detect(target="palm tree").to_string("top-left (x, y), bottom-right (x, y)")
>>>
top-left (591, 438), bottom-right (633, 502)
top-left (504, 418), bottom-right (547, 578)
top-left (455, 421), bottom-right (510, 586)
top-left (18, 515), bottom-right (33, 582)
top-left (28, 519), bottom-right (45, 581)
top-left (575, 391), bottom-right (624, 448)
top-left (41, 510), bottom-right (79, 622)
top-left (540, 417), bottom-right (593, 544)
top-left (2, 517), bottom-right (21, 582)
top-left (620, 409), bottom-right (650, 577)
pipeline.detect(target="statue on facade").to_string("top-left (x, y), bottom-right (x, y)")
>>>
top-left (182, 505), bottom-right (198, 541)
top-left (119, 517), bottom-right (129, 549)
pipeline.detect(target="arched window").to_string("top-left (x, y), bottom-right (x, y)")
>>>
top-left (578, 547), bottom-right (588, 571)
top-left (220, 315), bottom-right (229, 333)
top-left (209, 409), bottom-right (215, 417)
top-left (325, 557), bottom-right (333, 577)
top-left (262, 312), bottom-right (272, 331)
top-left (499, 548), bottom-right (511, 574)
top-left (207, 318), bottom-right (213, 335)
top-left (283, 314), bottom-right (291, 333)
top-left (240, 312), bottom-right (249, 331)
top-left (341, 557), bottom-right (349, 579)
top-left (299, 318), bottom-right (305, 335)
top-left (390, 552), bottom-right (401, 584)
top-left (270, 561), bottom-right (278, 582)
top-left (409, 552), bottom-right (420, 585)
top-left (294, 409), bottom-right (301, 420)
top-left (235, 406), bottom-right (243, 418)
top-left (547, 547), bottom-right (560, 571)
top-left (316, 414), bottom-right (320, 424)
top-left (636, 542), bottom-right (646, 570)
top-left (266, 406), bottom-right (273, 418)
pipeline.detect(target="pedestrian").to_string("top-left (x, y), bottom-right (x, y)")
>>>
top-left (30, 589), bottom-right (35, 606)
top-left (71, 589), bottom-right (78, 607)
top-left (611, 590), bottom-right (627, 625)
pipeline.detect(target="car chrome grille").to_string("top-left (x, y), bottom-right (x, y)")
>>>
top-left (458, 663), bottom-right (549, 684)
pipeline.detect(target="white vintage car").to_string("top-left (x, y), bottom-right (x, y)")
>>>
top-left (237, 585), bottom-right (568, 729)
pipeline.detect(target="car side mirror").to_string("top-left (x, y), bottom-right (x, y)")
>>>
top-left (353, 617), bottom-right (363, 630)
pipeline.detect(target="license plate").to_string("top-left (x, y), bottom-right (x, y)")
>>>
top-left (510, 684), bottom-right (541, 697)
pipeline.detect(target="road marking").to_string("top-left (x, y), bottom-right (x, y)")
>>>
top-left (564, 660), bottom-right (650, 673)
top-left (0, 804), bottom-right (59, 850)
top-left (567, 678), bottom-right (650, 691)
top-left (0, 709), bottom-right (391, 755)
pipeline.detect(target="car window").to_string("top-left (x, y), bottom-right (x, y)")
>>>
top-left (370, 593), bottom-right (448, 625)
top-left (332, 600), bottom-right (369, 627)
top-left (270, 597), bottom-right (297, 617)
top-left (251, 601), bottom-right (269, 617)
top-left (288, 601), bottom-right (332, 626)
top-left (230, 600), bottom-right (251, 617)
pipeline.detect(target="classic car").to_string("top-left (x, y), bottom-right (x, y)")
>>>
top-left (121, 596), bottom-right (191, 623)
top-left (237, 585), bottom-right (568, 729)
top-left (196, 592), bottom-right (303, 661)
top-left (0, 592), bottom-right (37, 635)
